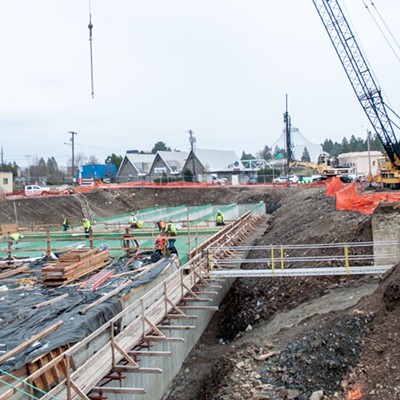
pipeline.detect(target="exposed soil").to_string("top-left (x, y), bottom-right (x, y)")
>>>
top-left (1, 185), bottom-right (399, 400)
top-left (163, 187), bottom-right (400, 400)
top-left (0, 187), bottom-right (266, 227)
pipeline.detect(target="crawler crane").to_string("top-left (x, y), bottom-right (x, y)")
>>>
top-left (312, 0), bottom-right (400, 188)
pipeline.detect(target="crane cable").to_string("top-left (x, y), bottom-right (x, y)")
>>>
top-left (361, 0), bottom-right (400, 65)
top-left (88, 0), bottom-right (95, 98)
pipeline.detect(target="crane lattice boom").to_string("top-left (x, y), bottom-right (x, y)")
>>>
top-left (312, 0), bottom-right (400, 166)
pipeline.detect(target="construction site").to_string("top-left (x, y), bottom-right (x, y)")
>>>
top-left (0, 182), bottom-right (399, 400)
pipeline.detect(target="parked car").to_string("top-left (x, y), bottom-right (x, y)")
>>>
top-left (273, 176), bottom-right (290, 183)
top-left (273, 175), bottom-right (299, 184)
top-left (211, 174), bottom-right (227, 185)
top-left (24, 185), bottom-right (51, 197)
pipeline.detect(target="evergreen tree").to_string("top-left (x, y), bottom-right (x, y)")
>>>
top-left (151, 141), bottom-right (171, 154)
top-left (301, 147), bottom-right (311, 162)
top-left (105, 154), bottom-right (123, 169)
top-left (256, 145), bottom-right (273, 160)
top-left (241, 151), bottom-right (255, 160)
top-left (322, 139), bottom-right (333, 155)
top-left (182, 168), bottom-right (194, 182)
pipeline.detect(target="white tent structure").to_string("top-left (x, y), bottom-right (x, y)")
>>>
top-left (271, 125), bottom-right (322, 162)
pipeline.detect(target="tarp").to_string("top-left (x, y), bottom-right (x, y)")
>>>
top-left (326, 177), bottom-right (400, 214)
top-left (0, 258), bottom-right (172, 371)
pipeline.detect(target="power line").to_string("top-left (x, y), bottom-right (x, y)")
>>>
top-left (361, 0), bottom-right (400, 64)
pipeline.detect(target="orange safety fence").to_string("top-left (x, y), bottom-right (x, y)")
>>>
top-left (326, 177), bottom-right (400, 214)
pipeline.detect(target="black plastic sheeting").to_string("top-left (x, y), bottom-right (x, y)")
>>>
top-left (0, 257), bottom-right (172, 371)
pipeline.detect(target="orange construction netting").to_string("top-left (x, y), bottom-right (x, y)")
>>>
top-left (326, 177), bottom-right (400, 214)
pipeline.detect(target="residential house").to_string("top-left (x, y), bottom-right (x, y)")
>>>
top-left (117, 152), bottom-right (156, 183)
top-left (182, 149), bottom-right (244, 182)
top-left (148, 151), bottom-right (189, 180)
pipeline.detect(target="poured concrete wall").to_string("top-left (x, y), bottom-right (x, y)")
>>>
top-left (371, 203), bottom-right (400, 266)
top-left (106, 277), bottom-right (235, 400)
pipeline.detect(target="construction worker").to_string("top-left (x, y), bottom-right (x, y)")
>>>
top-left (129, 213), bottom-right (139, 229)
top-left (10, 233), bottom-right (24, 246)
top-left (215, 210), bottom-right (225, 226)
top-left (62, 217), bottom-right (70, 231)
top-left (82, 218), bottom-right (91, 238)
top-left (165, 220), bottom-right (177, 251)
top-left (156, 220), bottom-right (166, 233)
top-left (155, 226), bottom-right (168, 256)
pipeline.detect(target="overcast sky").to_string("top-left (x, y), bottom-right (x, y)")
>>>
top-left (1, 0), bottom-right (400, 168)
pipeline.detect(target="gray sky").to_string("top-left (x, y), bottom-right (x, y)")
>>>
top-left (1, 0), bottom-right (400, 168)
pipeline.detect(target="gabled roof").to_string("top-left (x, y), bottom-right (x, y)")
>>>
top-left (190, 149), bottom-right (244, 172)
top-left (155, 151), bottom-right (189, 173)
top-left (123, 153), bottom-right (156, 175)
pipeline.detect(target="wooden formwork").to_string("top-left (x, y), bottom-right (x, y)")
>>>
top-left (1, 209), bottom-right (263, 400)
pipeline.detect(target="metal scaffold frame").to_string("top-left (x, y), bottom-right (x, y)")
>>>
top-left (208, 241), bottom-right (398, 277)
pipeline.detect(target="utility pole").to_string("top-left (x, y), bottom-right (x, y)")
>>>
top-left (68, 131), bottom-right (78, 183)
top-left (25, 154), bottom-right (31, 183)
top-left (188, 130), bottom-right (196, 182)
top-left (367, 129), bottom-right (372, 178)
top-left (0, 144), bottom-right (3, 171)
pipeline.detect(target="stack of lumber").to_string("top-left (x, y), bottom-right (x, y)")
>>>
top-left (41, 249), bottom-right (111, 286)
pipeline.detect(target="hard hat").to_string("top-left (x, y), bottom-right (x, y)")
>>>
top-left (217, 210), bottom-right (221, 213)
top-left (20, 235), bottom-right (24, 239)
top-left (131, 212), bottom-right (135, 215)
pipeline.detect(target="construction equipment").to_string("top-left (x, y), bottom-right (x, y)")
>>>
top-left (312, 0), bottom-right (400, 188)
top-left (291, 154), bottom-right (352, 178)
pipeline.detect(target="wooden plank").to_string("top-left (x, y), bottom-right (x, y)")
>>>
top-left (0, 265), bottom-right (28, 279)
top-left (166, 313), bottom-right (198, 320)
top-left (128, 351), bottom-right (172, 356)
top-left (91, 387), bottom-right (146, 395)
top-left (70, 379), bottom-right (91, 399)
top-left (79, 280), bottom-right (132, 314)
top-left (58, 248), bottom-right (99, 262)
top-left (32, 293), bottom-right (69, 309)
top-left (114, 365), bottom-right (163, 374)
top-left (178, 305), bottom-right (218, 310)
top-left (144, 336), bottom-right (185, 342)
top-left (158, 325), bottom-right (196, 330)
top-left (0, 321), bottom-right (64, 364)
top-left (113, 342), bottom-right (139, 368)
top-left (183, 297), bottom-right (213, 302)
top-left (0, 382), bottom-right (23, 400)
top-left (42, 259), bottom-right (111, 285)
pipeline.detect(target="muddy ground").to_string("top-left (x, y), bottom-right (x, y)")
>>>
top-left (1, 186), bottom-right (399, 400)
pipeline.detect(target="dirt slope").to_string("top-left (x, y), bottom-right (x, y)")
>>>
top-left (0, 187), bottom-right (266, 227)
top-left (166, 187), bottom-right (400, 400)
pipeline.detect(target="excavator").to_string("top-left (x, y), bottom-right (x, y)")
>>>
top-left (291, 154), bottom-right (352, 178)
top-left (311, 0), bottom-right (400, 188)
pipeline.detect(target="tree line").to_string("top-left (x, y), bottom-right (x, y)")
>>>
top-left (1, 135), bottom-right (385, 182)
top-left (242, 132), bottom-right (384, 161)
